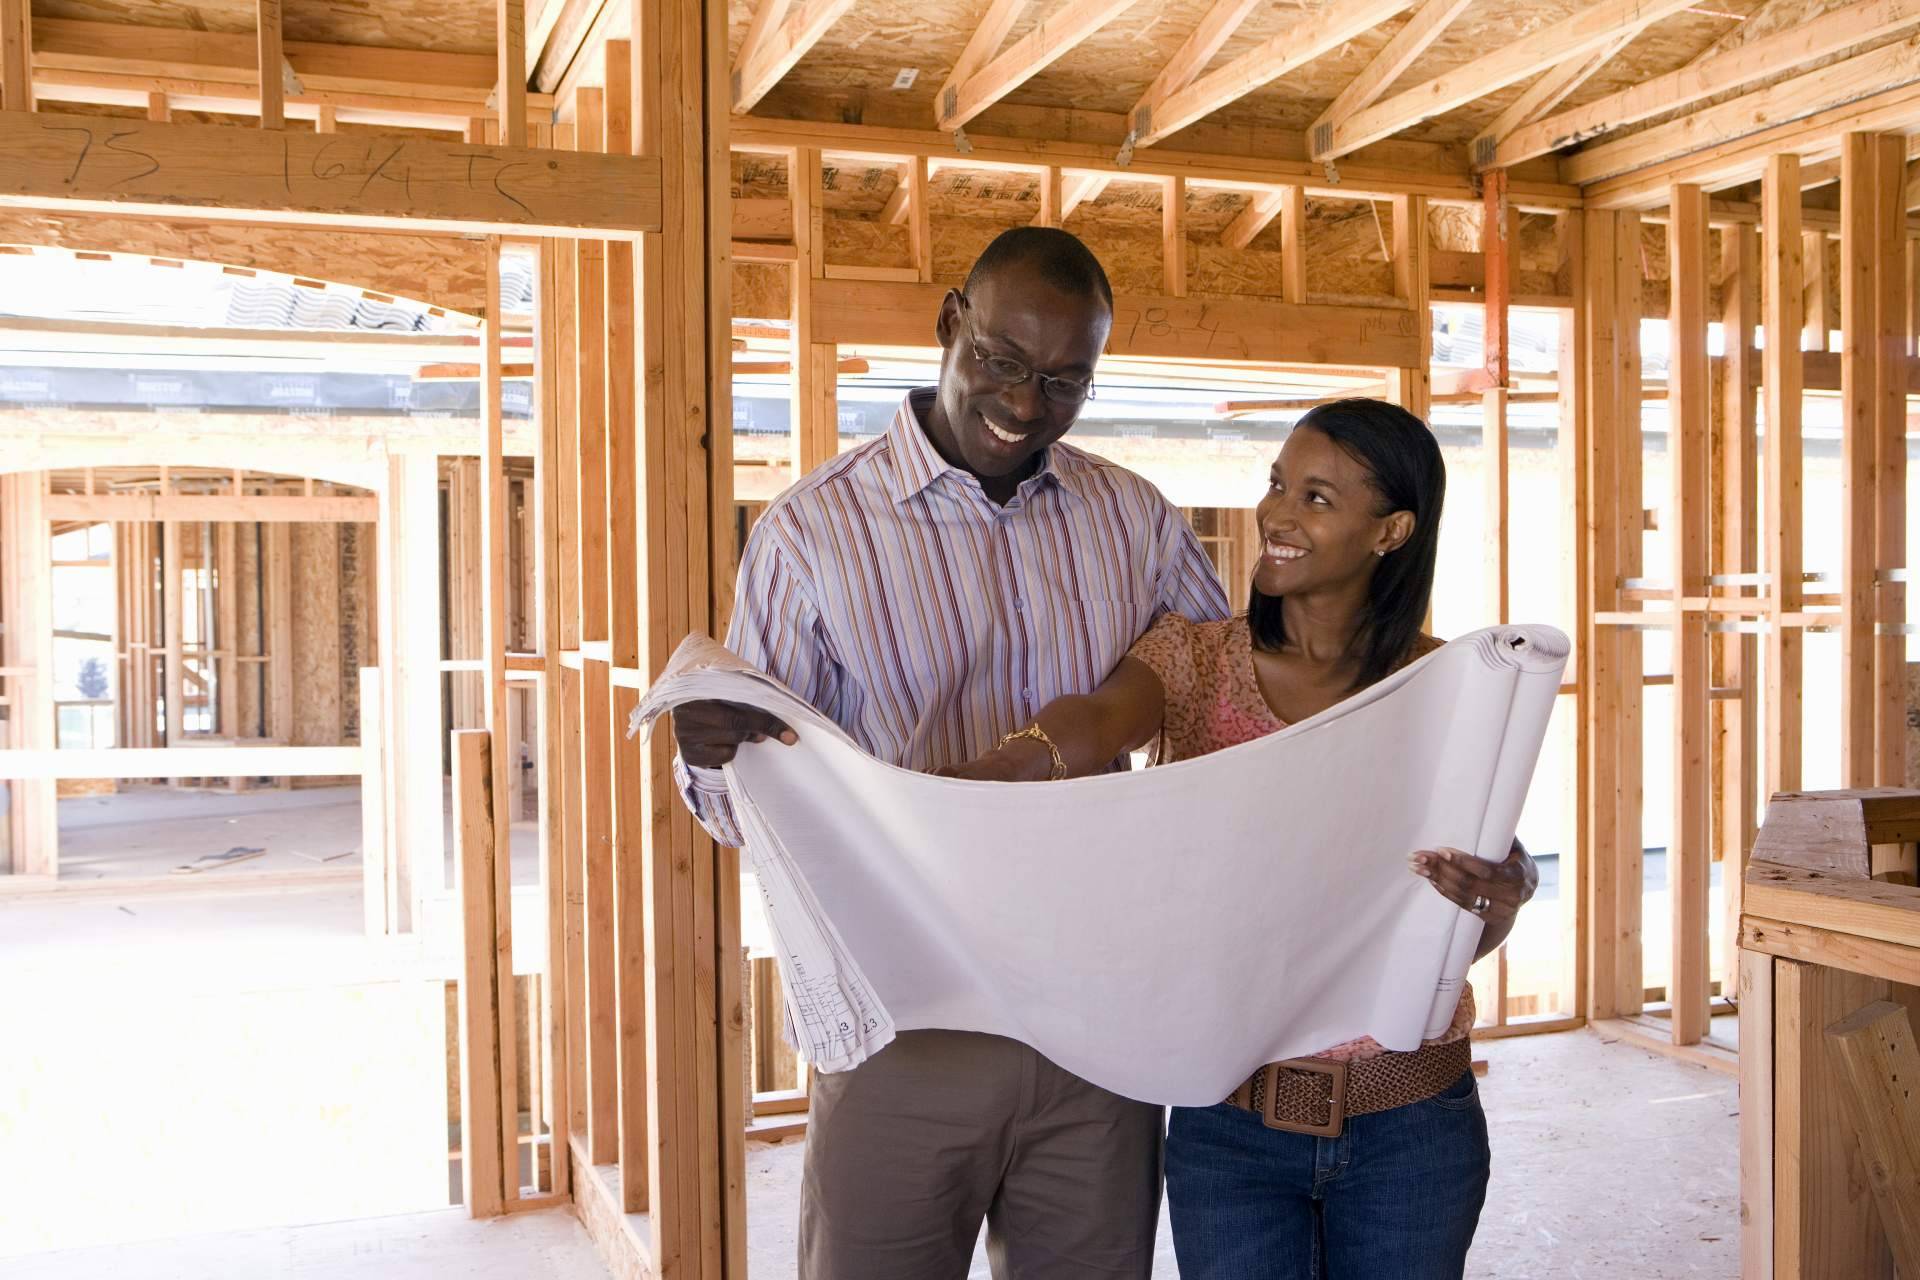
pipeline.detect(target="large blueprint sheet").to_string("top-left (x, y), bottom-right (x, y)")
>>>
top-left (635, 625), bottom-right (1568, 1106)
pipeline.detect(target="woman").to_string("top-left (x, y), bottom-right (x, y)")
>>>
top-left (946, 398), bottom-right (1536, 1279)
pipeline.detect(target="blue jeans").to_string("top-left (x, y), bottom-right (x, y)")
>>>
top-left (1165, 1068), bottom-right (1490, 1280)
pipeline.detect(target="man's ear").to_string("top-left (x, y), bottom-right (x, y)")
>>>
top-left (935, 290), bottom-right (962, 349)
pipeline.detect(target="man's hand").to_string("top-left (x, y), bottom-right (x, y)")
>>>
top-left (672, 699), bottom-right (797, 769)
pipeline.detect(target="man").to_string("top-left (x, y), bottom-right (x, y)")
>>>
top-left (672, 227), bottom-right (1229, 1279)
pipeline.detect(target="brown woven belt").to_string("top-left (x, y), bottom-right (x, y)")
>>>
top-left (1223, 1038), bottom-right (1472, 1139)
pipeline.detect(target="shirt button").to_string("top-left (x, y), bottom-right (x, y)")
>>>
top-left (1013, 597), bottom-right (1025, 611)
top-left (1021, 688), bottom-right (1033, 704)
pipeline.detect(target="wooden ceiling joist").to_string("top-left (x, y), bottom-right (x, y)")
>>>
top-left (937, 0), bottom-right (1141, 134)
top-left (1494, 0), bottom-right (1920, 172)
top-left (1312, 0), bottom-right (1697, 164)
top-left (1308, 0), bottom-right (1473, 153)
top-left (0, 112), bottom-right (660, 238)
top-left (1565, 33), bottom-right (1920, 187)
top-left (27, 19), bottom-right (554, 129)
top-left (1123, 0), bottom-right (1411, 155)
top-left (1221, 188), bottom-right (1283, 249)
top-left (1122, 0), bottom-right (1262, 153)
top-left (1584, 67), bottom-right (1920, 207)
top-left (731, 0), bottom-right (856, 115)
top-left (1469, 20), bottom-right (1651, 170)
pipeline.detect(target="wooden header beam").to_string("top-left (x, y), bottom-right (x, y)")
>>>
top-left (43, 493), bottom-right (377, 522)
top-left (0, 112), bottom-right (661, 238)
top-left (809, 277), bottom-right (1422, 367)
top-left (731, 117), bottom-right (1583, 207)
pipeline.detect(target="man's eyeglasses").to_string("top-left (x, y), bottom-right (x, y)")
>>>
top-left (956, 295), bottom-right (1095, 406)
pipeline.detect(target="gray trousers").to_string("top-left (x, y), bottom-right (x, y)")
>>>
top-left (799, 1029), bottom-right (1163, 1280)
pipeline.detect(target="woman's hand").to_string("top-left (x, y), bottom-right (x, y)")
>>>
top-left (1408, 840), bottom-right (1537, 958)
top-left (934, 737), bottom-right (1055, 782)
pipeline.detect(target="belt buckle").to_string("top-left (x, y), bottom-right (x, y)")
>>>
top-left (1261, 1058), bottom-right (1348, 1138)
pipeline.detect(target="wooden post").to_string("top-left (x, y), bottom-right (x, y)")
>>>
top-left (633, 0), bottom-right (740, 1263)
top-left (1614, 209), bottom-right (1646, 1018)
top-left (1718, 223), bottom-right (1760, 991)
top-left (1827, 1000), bottom-right (1920, 1275)
top-left (1873, 134), bottom-right (1908, 788)
top-left (1482, 169), bottom-right (1510, 626)
top-left (498, 0), bottom-right (528, 148)
top-left (1774, 958), bottom-right (1893, 1278)
top-left (909, 155), bottom-right (933, 284)
top-left (1, 0), bottom-right (32, 112)
top-left (572, 84), bottom-right (620, 1169)
top-left (481, 236), bottom-right (522, 1197)
top-left (359, 666), bottom-right (388, 936)
top-left (1840, 135), bottom-right (1878, 789)
top-left (163, 518), bottom-right (183, 745)
top-left (1738, 948), bottom-right (1774, 1279)
top-left (1802, 231), bottom-right (1828, 354)
top-left (256, 0), bottom-right (284, 129)
top-left (1764, 155), bottom-right (1804, 799)
top-left (454, 728), bottom-right (508, 1218)
top-left (536, 234), bottom-right (575, 1197)
top-left (0, 473), bottom-right (54, 875)
top-left (1280, 185), bottom-right (1306, 305)
top-left (1559, 210), bottom-right (1589, 1020)
top-left (603, 35), bottom-right (653, 1216)
top-left (1388, 193), bottom-right (1431, 420)
top-left (1039, 165), bottom-right (1063, 230)
top-left (378, 452), bottom-right (441, 933)
top-left (1583, 208), bottom-right (1624, 1021)
top-left (791, 146), bottom-right (836, 477)
top-left (1162, 176), bottom-right (1187, 298)
top-left (1668, 182), bottom-right (1711, 1046)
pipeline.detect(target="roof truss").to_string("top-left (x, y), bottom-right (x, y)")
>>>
top-left (938, 0), bottom-right (1142, 132)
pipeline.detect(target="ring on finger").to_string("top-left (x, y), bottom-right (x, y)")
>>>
top-left (1470, 894), bottom-right (1491, 915)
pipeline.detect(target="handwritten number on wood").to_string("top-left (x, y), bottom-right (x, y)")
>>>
top-left (102, 132), bottom-right (161, 188)
top-left (44, 124), bottom-right (95, 185)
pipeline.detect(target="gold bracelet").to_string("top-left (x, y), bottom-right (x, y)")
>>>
top-left (997, 724), bottom-right (1068, 781)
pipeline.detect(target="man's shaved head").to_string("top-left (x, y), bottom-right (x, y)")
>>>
top-left (962, 226), bottom-right (1114, 311)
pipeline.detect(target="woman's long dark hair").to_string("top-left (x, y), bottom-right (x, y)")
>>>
top-left (1247, 398), bottom-right (1446, 690)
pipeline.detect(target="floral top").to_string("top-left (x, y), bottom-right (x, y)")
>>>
top-left (1127, 612), bottom-right (1472, 1063)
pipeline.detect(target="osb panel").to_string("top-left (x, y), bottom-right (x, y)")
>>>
top-left (34, 0), bottom-right (495, 54)
top-left (290, 522), bottom-right (343, 748)
top-left (0, 211), bottom-right (489, 315)
top-left (747, 0), bottom-right (1755, 148)
top-left (733, 262), bottom-right (790, 318)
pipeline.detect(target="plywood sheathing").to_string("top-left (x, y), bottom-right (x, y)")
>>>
top-left (1556, 0), bottom-right (1918, 153)
top-left (36, 0), bottom-right (497, 55)
top-left (0, 213), bottom-right (490, 317)
top-left (731, 0), bottom-right (1762, 148)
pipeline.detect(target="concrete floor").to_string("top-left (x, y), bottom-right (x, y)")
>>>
top-left (746, 1028), bottom-right (1740, 1279)
top-left (49, 782), bottom-right (541, 886)
top-left (5, 1207), bottom-right (607, 1280)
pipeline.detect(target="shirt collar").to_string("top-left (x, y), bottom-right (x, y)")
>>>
top-left (885, 388), bottom-right (1073, 507)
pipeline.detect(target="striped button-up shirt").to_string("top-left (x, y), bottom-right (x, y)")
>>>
top-left (677, 389), bottom-right (1231, 847)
